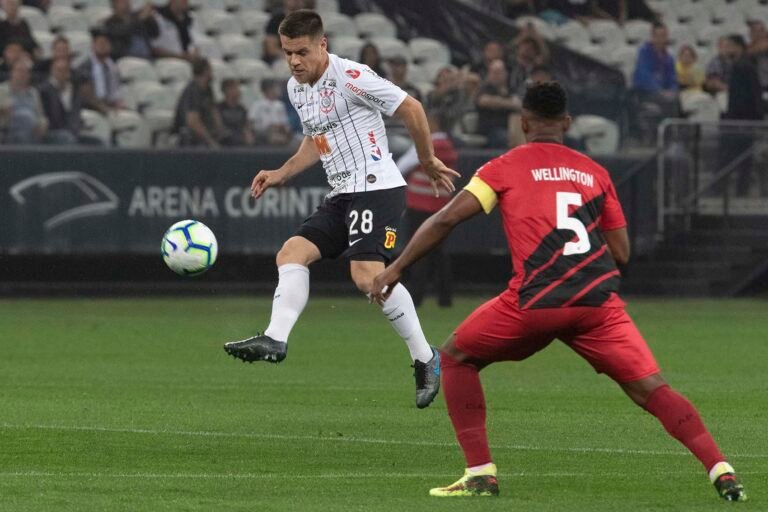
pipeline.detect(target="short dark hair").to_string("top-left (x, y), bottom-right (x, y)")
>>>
top-left (278, 9), bottom-right (323, 39)
top-left (726, 34), bottom-right (747, 49)
top-left (221, 78), bottom-right (238, 92)
top-left (651, 21), bottom-right (667, 32)
top-left (191, 57), bottom-right (210, 77)
top-left (522, 81), bottom-right (567, 119)
top-left (260, 78), bottom-right (280, 93)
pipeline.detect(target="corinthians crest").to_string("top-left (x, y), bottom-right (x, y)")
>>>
top-left (319, 87), bottom-right (335, 114)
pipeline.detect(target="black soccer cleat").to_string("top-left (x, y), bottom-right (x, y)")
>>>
top-left (223, 334), bottom-right (287, 364)
top-left (413, 347), bottom-right (441, 409)
top-left (714, 473), bottom-right (747, 502)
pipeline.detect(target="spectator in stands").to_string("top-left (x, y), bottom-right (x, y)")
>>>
top-left (0, 40), bottom-right (27, 82)
top-left (747, 19), bottom-right (768, 93)
top-left (105, 0), bottom-right (159, 61)
top-left (38, 56), bottom-right (100, 145)
top-left (0, 58), bottom-right (47, 143)
top-left (359, 43), bottom-right (388, 78)
top-left (704, 37), bottom-right (733, 95)
top-left (174, 57), bottom-right (222, 147)
top-left (425, 65), bottom-right (470, 135)
top-left (388, 56), bottom-right (420, 101)
top-left (263, 0), bottom-right (305, 65)
top-left (247, 78), bottom-right (292, 146)
top-left (151, 0), bottom-right (197, 61)
top-left (509, 25), bottom-right (549, 96)
top-left (632, 22), bottom-right (677, 105)
top-left (470, 40), bottom-right (506, 79)
top-left (396, 112), bottom-right (457, 308)
top-left (78, 30), bottom-right (124, 115)
top-left (476, 59), bottom-right (520, 148)
top-left (385, 55), bottom-right (421, 153)
top-left (508, 65), bottom-right (552, 148)
top-left (217, 78), bottom-right (254, 147)
top-left (675, 45), bottom-right (704, 92)
top-left (0, 0), bottom-right (39, 58)
top-left (32, 35), bottom-right (71, 82)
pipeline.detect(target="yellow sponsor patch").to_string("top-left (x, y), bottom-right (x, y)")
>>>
top-left (384, 230), bottom-right (397, 249)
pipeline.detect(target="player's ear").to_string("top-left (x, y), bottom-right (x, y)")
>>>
top-left (521, 115), bottom-right (530, 134)
top-left (562, 114), bottom-right (572, 133)
top-left (319, 35), bottom-right (328, 51)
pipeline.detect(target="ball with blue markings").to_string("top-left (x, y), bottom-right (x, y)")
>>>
top-left (161, 220), bottom-right (218, 276)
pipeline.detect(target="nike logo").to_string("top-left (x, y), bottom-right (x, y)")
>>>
top-left (349, 238), bottom-right (363, 247)
top-left (296, 103), bottom-right (305, 109)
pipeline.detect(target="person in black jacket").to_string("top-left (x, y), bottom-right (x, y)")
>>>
top-left (104, 0), bottom-right (159, 61)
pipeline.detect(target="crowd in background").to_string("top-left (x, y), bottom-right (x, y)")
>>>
top-left (0, 0), bottom-right (767, 150)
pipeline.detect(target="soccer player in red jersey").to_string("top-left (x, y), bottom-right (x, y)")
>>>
top-left (371, 82), bottom-right (746, 501)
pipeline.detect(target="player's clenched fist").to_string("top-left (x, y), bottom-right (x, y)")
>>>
top-left (251, 169), bottom-right (287, 198)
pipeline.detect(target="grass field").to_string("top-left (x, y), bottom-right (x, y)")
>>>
top-left (0, 296), bottom-right (766, 511)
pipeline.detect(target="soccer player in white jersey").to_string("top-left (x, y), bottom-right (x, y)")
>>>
top-left (224, 10), bottom-right (460, 408)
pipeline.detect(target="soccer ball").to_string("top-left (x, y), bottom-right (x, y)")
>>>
top-left (161, 220), bottom-right (218, 276)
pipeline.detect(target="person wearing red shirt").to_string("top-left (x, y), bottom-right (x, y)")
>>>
top-left (371, 82), bottom-right (746, 502)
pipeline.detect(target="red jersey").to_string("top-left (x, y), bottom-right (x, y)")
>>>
top-left (465, 142), bottom-right (627, 309)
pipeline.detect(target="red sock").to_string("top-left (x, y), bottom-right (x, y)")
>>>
top-left (643, 384), bottom-right (724, 471)
top-left (441, 352), bottom-right (492, 467)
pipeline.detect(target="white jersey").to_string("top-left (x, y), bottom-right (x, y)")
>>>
top-left (287, 53), bottom-right (408, 196)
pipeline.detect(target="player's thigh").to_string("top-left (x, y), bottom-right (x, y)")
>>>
top-left (293, 195), bottom-right (350, 260)
top-left (349, 259), bottom-right (385, 293)
top-left (564, 307), bottom-right (660, 384)
top-left (344, 187), bottom-right (405, 263)
top-left (453, 293), bottom-right (554, 363)
top-left (276, 236), bottom-right (322, 267)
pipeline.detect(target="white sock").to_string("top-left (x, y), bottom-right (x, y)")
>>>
top-left (381, 283), bottom-right (433, 362)
top-left (708, 461), bottom-right (735, 483)
top-left (263, 264), bottom-right (309, 343)
top-left (468, 462), bottom-right (495, 474)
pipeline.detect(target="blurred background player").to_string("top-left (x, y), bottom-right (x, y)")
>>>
top-left (396, 112), bottom-right (457, 308)
top-left (372, 82), bottom-right (746, 501)
top-left (223, 10), bottom-right (460, 408)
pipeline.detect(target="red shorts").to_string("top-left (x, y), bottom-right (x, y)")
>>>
top-left (453, 290), bottom-right (659, 383)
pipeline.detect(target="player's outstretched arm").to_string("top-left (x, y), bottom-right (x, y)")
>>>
top-left (394, 96), bottom-right (460, 197)
top-left (251, 136), bottom-right (320, 198)
top-left (371, 190), bottom-right (483, 304)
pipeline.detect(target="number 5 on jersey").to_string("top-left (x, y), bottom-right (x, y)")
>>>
top-left (313, 134), bottom-right (332, 156)
top-left (556, 192), bottom-right (590, 256)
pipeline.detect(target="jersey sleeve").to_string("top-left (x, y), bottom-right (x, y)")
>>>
top-left (465, 157), bottom-right (508, 214)
top-left (345, 67), bottom-right (408, 117)
top-left (600, 178), bottom-right (627, 231)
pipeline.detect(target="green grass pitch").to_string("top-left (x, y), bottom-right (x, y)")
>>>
top-left (0, 297), bottom-right (765, 511)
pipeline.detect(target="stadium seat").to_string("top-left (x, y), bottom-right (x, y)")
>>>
top-left (354, 13), bottom-right (397, 39)
top-left (195, 9), bottom-right (240, 36)
top-left (555, 21), bottom-right (591, 48)
top-left (193, 34), bottom-right (223, 60)
top-left (329, 36), bottom-right (365, 60)
top-left (218, 33), bottom-right (260, 61)
top-left (48, 6), bottom-right (89, 33)
top-left (231, 57), bottom-right (273, 83)
top-left (680, 90), bottom-right (720, 122)
top-left (454, 111), bottom-right (487, 148)
top-left (85, 6), bottom-right (111, 28)
top-left (223, 0), bottom-right (266, 12)
top-left (575, 43), bottom-right (607, 62)
top-left (19, 6), bottom-right (49, 33)
top-left (239, 10), bottom-right (270, 36)
top-left (209, 58), bottom-right (237, 81)
top-left (420, 59), bottom-right (449, 83)
top-left (239, 82), bottom-right (261, 108)
top-left (72, 0), bottom-right (109, 8)
top-left (270, 58), bottom-right (292, 80)
top-left (672, 2), bottom-right (711, 27)
top-left (409, 37), bottom-right (450, 65)
top-left (569, 115), bottom-right (619, 155)
top-left (748, 6), bottom-right (768, 24)
top-left (131, 81), bottom-right (178, 113)
top-left (666, 23), bottom-right (697, 47)
top-left (109, 109), bottom-right (150, 147)
top-left (322, 12), bottom-right (357, 38)
top-left (588, 19), bottom-right (624, 47)
top-left (117, 57), bottom-right (159, 85)
top-left (155, 58), bottom-right (192, 86)
top-left (316, 0), bottom-right (340, 13)
top-left (514, 16), bottom-right (556, 40)
top-left (695, 24), bottom-right (727, 47)
top-left (623, 19), bottom-right (651, 45)
top-left (607, 45), bottom-right (637, 83)
top-left (66, 31), bottom-right (92, 62)
top-left (189, 0), bottom-right (226, 11)
top-left (711, 3), bottom-right (746, 25)
top-left (79, 109), bottom-right (112, 145)
top-left (34, 31), bottom-right (54, 58)
top-left (370, 37), bottom-right (410, 62)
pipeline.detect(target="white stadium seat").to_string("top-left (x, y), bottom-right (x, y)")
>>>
top-left (672, 2), bottom-right (711, 27)
top-left (209, 58), bottom-right (237, 81)
top-left (80, 109), bottom-right (112, 145)
top-left (190, 0), bottom-right (226, 11)
top-left (370, 36), bottom-right (410, 62)
top-left (218, 33), bottom-right (260, 61)
top-left (514, 16), bottom-right (556, 40)
top-left (117, 57), bottom-right (159, 85)
top-left (607, 45), bottom-right (638, 83)
top-left (109, 109), bottom-right (150, 148)
top-left (72, 0), bottom-right (109, 8)
top-left (85, 6), bottom-right (111, 28)
top-left (711, 3), bottom-right (746, 25)
top-left (680, 90), bottom-right (720, 122)
top-left (231, 57), bottom-right (273, 83)
top-left (409, 37), bottom-right (450, 65)
top-left (155, 58), bottom-right (192, 86)
top-left (195, 9), bottom-right (240, 36)
top-left (666, 23), bottom-right (697, 47)
top-left (34, 31), bottom-right (54, 58)
top-left (623, 19), bottom-right (651, 45)
top-left (420, 59), bottom-right (450, 83)
top-left (66, 31), bottom-right (92, 62)
top-left (223, 0), bottom-right (266, 12)
top-left (555, 21), bottom-right (591, 48)
top-left (20, 6), bottom-right (49, 32)
top-left (588, 19), bottom-right (624, 47)
top-left (568, 115), bottom-right (619, 155)
top-left (48, 6), bottom-right (89, 33)
top-left (329, 36), bottom-right (365, 60)
top-left (193, 34), bottom-right (223, 59)
top-left (354, 13), bottom-right (396, 39)
top-left (316, 0), bottom-right (340, 13)
top-left (239, 10), bottom-right (270, 36)
top-left (130, 81), bottom-right (178, 113)
top-left (270, 58), bottom-right (292, 80)
top-left (322, 12), bottom-right (357, 38)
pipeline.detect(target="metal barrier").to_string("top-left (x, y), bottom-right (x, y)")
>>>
top-left (656, 119), bottom-right (768, 235)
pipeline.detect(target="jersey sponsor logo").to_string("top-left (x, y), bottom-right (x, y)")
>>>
top-left (368, 131), bottom-right (382, 161)
top-left (319, 88), bottom-right (335, 114)
top-left (366, 174), bottom-right (377, 184)
top-left (322, 78), bottom-right (337, 88)
top-left (293, 85), bottom-right (305, 93)
top-left (308, 121), bottom-right (339, 136)
top-left (345, 69), bottom-right (360, 79)
top-left (312, 134), bottom-right (333, 156)
top-left (384, 226), bottom-right (397, 249)
top-left (344, 83), bottom-right (386, 107)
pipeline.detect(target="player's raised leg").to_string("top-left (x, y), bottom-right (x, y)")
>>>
top-left (621, 375), bottom-right (747, 501)
top-left (223, 236), bottom-right (320, 363)
top-left (350, 259), bottom-right (440, 408)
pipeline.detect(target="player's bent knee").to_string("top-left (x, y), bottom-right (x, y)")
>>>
top-left (276, 237), bottom-right (320, 267)
top-left (620, 373), bottom-right (667, 407)
top-left (351, 273), bottom-right (373, 294)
